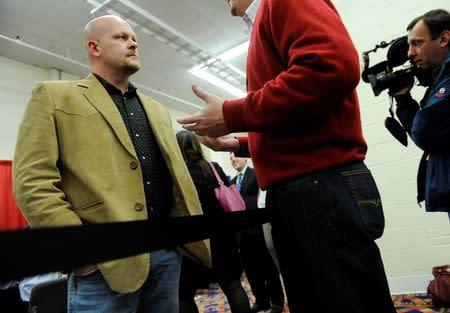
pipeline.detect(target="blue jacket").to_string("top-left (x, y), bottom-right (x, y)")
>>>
top-left (396, 50), bottom-right (450, 213)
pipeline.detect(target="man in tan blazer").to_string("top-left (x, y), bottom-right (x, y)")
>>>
top-left (13, 15), bottom-right (210, 313)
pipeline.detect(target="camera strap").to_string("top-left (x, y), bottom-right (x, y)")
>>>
top-left (385, 96), bottom-right (408, 147)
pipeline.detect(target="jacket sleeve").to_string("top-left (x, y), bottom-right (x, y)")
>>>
top-left (410, 75), bottom-right (450, 153)
top-left (223, 0), bottom-right (360, 132)
top-left (242, 169), bottom-right (259, 211)
top-left (395, 93), bottom-right (420, 137)
top-left (12, 83), bottom-right (82, 227)
top-left (236, 136), bottom-right (250, 158)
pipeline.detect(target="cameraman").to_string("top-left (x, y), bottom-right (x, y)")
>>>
top-left (391, 9), bottom-right (450, 216)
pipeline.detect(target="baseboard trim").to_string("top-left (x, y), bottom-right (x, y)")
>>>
top-left (388, 274), bottom-right (434, 295)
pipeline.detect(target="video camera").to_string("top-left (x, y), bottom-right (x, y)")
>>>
top-left (361, 36), bottom-right (431, 146)
top-left (362, 36), bottom-right (414, 96)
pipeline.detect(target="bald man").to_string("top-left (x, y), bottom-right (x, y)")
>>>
top-left (13, 15), bottom-right (211, 313)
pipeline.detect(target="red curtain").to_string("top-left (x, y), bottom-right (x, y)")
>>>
top-left (0, 160), bottom-right (27, 230)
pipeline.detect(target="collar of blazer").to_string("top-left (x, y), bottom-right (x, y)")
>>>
top-left (77, 74), bottom-right (171, 159)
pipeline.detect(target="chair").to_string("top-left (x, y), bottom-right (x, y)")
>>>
top-left (28, 277), bottom-right (67, 313)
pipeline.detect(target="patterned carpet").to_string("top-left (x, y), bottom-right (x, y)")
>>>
top-left (194, 276), bottom-right (449, 313)
top-left (392, 294), bottom-right (449, 313)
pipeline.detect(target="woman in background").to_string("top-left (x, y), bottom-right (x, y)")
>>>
top-left (176, 130), bottom-right (251, 313)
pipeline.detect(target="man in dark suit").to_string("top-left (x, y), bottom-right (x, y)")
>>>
top-left (230, 153), bottom-right (284, 313)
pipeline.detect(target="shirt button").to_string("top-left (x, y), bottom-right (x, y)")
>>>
top-left (134, 202), bottom-right (144, 212)
top-left (135, 133), bottom-right (140, 137)
top-left (142, 156), bottom-right (146, 160)
top-left (130, 112), bottom-right (134, 116)
top-left (150, 207), bottom-right (154, 211)
top-left (130, 161), bottom-right (138, 170)
top-left (146, 181), bottom-right (150, 185)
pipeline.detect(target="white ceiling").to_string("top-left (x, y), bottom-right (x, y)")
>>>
top-left (0, 0), bottom-right (448, 114)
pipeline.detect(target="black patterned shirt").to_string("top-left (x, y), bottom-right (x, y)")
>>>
top-left (93, 73), bottom-right (173, 218)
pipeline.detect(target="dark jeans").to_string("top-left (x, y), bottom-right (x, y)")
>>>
top-left (239, 228), bottom-right (284, 308)
top-left (267, 161), bottom-right (396, 313)
top-left (68, 249), bottom-right (181, 313)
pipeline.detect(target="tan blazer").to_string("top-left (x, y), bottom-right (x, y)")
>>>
top-left (13, 74), bottom-right (211, 293)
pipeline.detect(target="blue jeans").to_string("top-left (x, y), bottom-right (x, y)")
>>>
top-left (68, 249), bottom-right (181, 313)
top-left (267, 161), bottom-right (396, 313)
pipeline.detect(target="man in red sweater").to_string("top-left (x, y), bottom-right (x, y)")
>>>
top-left (178, 0), bottom-right (396, 312)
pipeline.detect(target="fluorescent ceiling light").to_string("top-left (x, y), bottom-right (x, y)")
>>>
top-left (188, 41), bottom-right (250, 97)
top-left (218, 41), bottom-right (249, 61)
top-left (189, 66), bottom-right (247, 98)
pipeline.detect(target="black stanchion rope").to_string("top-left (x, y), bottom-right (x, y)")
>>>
top-left (0, 210), bottom-right (270, 282)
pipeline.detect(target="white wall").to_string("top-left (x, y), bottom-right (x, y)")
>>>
top-left (0, 56), bottom-right (49, 159)
top-left (0, 57), bottom-right (91, 159)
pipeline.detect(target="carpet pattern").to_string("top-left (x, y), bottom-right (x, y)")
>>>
top-left (392, 294), bottom-right (449, 313)
top-left (194, 277), bottom-right (449, 313)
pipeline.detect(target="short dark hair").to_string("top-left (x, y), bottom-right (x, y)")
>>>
top-left (407, 9), bottom-right (450, 41)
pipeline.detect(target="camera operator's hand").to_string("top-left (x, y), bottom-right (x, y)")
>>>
top-left (389, 85), bottom-right (413, 96)
top-left (388, 74), bottom-right (415, 96)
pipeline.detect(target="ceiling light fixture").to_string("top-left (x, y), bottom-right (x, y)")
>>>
top-left (189, 65), bottom-right (246, 98)
top-left (187, 40), bottom-right (249, 97)
top-left (218, 41), bottom-right (249, 61)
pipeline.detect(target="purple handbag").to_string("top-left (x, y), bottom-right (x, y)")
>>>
top-left (209, 162), bottom-right (245, 212)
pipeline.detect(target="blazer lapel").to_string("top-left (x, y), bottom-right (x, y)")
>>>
top-left (78, 74), bottom-right (136, 158)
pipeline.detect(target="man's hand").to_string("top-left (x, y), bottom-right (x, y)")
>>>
top-left (177, 84), bottom-right (230, 138)
top-left (389, 82), bottom-right (414, 96)
top-left (390, 85), bottom-right (413, 96)
top-left (199, 135), bottom-right (240, 152)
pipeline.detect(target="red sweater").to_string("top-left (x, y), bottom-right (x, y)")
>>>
top-left (223, 0), bottom-right (367, 189)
